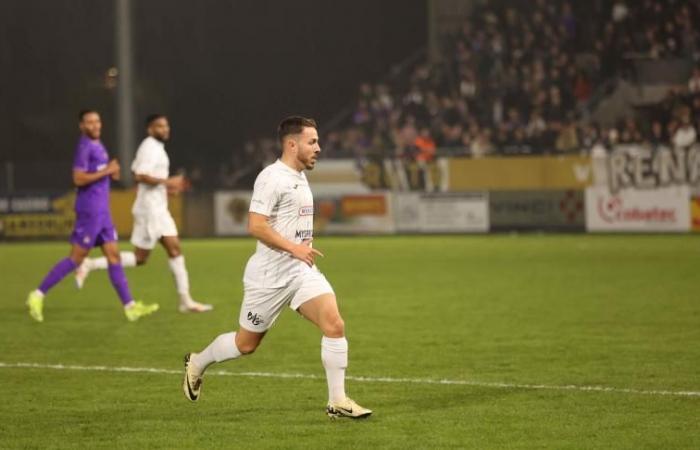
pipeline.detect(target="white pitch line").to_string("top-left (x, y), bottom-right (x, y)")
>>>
top-left (1, 361), bottom-right (699, 398)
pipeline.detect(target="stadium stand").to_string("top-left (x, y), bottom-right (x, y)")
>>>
top-left (212, 0), bottom-right (700, 189)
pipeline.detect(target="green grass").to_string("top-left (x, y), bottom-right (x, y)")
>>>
top-left (1, 235), bottom-right (699, 449)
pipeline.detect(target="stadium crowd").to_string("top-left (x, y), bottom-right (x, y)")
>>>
top-left (214, 0), bottom-right (700, 188)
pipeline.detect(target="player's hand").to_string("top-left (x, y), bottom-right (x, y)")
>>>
top-left (106, 159), bottom-right (121, 180)
top-left (291, 239), bottom-right (324, 267)
top-left (166, 175), bottom-right (186, 194)
top-left (106, 159), bottom-right (120, 175)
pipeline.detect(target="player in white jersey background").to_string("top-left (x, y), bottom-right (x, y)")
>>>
top-left (76, 114), bottom-right (212, 313)
top-left (182, 116), bottom-right (371, 419)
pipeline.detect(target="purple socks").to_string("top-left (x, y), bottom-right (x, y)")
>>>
top-left (38, 258), bottom-right (77, 294)
top-left (38, 258), bottom-right (133, 306)
top-left (108, 263), bottom-right (133, 305)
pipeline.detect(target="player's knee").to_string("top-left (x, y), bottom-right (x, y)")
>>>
top-left (237, 340), bottom-right (259, 355)
top-left (70, 254), bottom-right (86, 265)
top-left (324, 316), bottom-right (345, 338)
top-left (106, 254), bottom-right (121, 265)
top-left (135, 255), bottom-right (148, 266)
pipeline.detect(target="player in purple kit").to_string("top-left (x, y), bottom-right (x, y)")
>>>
top-left (26, 110), bottom-right (159, 322)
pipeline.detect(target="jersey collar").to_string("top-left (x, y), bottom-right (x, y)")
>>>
top-left (275, 159), bottom-right (303, 175)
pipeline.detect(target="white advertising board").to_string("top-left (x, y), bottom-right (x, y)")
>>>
top-left (395, 193), bottom-right (489, 233)
top-left (585, 185), bottom-right (690, 232)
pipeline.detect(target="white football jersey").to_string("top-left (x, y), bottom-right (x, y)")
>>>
top-left (131, 136), bottom-right (169, 215)
top-left (244, 160), bottom-right (315, 288)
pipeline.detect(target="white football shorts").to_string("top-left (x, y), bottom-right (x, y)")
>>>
top-left (130, 212), bottom-right (178, 250)
top-left (239, 267), bottom-right (334, 333)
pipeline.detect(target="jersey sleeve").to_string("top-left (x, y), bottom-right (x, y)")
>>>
top-left (72, 142), bottom-right (90, 172)
top-left (249, 171), bottom-right (280, 216)
top-left (131, 141), bottom-right (158, 176)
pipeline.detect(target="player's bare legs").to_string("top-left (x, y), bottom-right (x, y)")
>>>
top-left (182, 328), bottom-right (264, 401)
top-left (75, 248), bottom-right (136, 288)
top-left (234, 328), bottom-right (266, 354)
top-left (99, 240), bottom-right (135, 306)
top-left (69, 242), bottom-right (91, 265)
top-left (76, 236), bottom-right (211, 313)
top-left (297, 294), bottom-right (371, 418)
top-left (98, 241), bottom-right (159, 320)
top-left (297, 293), bottom-right (344, 337)
top-left (133, 247), bottom-right (151, 265)
top-left (159, 235), bottom-right (213, 312)
top-left (27, 243), bottom-right (91, 321)
top-left (29, 241), bottom-right (157, 322)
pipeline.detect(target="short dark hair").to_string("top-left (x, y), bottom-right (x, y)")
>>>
top-left (277, 116), bottom-right (317, 143)
top-left (78, 109), bottom-right (98, 121)
top-left (145, 113), bottom-right (166, 128)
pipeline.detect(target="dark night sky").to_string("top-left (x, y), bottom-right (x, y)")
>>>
top-left (0, 0), bottom-right (427, 178)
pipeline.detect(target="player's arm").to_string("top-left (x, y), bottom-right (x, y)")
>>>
top-left (247, 212), bottom-right (322, 266)
top-left (133, 172), bottom-right (184, 189)
top-left (72, 159), bottom-right (120, 187)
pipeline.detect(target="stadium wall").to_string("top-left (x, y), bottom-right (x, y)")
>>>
top-left (2, 145), bottom-right (700, 239)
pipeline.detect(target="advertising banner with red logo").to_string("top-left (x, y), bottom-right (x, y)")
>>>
top-left (585, 186), bottom-right (690, 232)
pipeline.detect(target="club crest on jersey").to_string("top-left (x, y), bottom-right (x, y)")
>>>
top-left (299, 205), bottom-right (314, 216)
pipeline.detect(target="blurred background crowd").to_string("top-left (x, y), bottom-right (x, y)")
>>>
top-left (216, 0), bottom-right (700, 188)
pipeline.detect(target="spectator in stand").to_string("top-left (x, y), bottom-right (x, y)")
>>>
top-left (218, 0), bottom-right (700, 182)
top-left (619, 118), bottom-right (644, 144)
top-left (580, 123), bottom-right (600, 150)
top-left (470, 128), bottom-right (494, 158)
top-left (573, 70), bottom-right (592, 107)
top-left (555, 119), bottom-right (579, 153)
top-left (414, 127), bottom-right (437, 163)
top-left (673, 115), bottom-right (697, 148)
top-left (688, 67), bottom-right (700, 94)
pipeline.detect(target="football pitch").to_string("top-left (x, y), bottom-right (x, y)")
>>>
top-left (1, 235), bottom-right (698, 449)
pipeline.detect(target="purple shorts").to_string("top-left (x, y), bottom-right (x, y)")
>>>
top-left (70, 210), bottom-right (118, 249)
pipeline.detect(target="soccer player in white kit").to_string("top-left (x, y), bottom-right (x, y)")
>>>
top-left (182, 116), bottom-right (371, 419)
top-left (75, 114), bottom-right (212, 313)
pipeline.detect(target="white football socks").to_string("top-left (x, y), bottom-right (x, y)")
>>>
top-left (168, 255), bottom-right (192, 302)
top-left (321, 336), bottom-right (348, 403)
top-left (87, 252), bottom-right (137, 270)
top-left (191, 332), bottom-right (241, 374)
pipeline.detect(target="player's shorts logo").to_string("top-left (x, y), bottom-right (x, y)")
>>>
top-left (247, 312), bottom-right (265, 326)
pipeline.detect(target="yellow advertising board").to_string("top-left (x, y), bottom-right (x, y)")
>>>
top-left (447, 156), bottom-right (592, 191)
top-left (0, 190), bottom-right (182, 239)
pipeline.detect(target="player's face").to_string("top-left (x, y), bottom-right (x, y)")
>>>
top-left (79, 112), bottom-right (102, 140)
top-left (149, 117), bottom-right (170, 142)
top-left (294, 127), bottom-right (321, 170)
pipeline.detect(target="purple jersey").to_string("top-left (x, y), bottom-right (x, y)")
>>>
top-left (72, 135), bottom-right (110, 213)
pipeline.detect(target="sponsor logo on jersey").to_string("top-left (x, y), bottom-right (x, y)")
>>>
top-left (295, 229), bottom-right (313, 239)
top-left (299, 205), bottom-right (314, 216)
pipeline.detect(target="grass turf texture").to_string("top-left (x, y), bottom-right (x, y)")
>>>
top-left (0, 235), bottom-right (698, 449)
